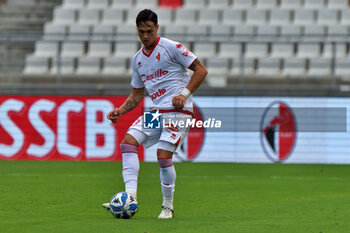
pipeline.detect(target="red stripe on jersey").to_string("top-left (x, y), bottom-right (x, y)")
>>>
top-left (142, 37), bottom-right (160, 57)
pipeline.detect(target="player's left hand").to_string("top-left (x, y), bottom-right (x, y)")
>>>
top-left (172, 95), bottom-right (186, 110)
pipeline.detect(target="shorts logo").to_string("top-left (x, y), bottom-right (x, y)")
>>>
top-left (164, 123), bottom-right (179, 132)
top-left (143, 110), bottom-right (161, 129)
top-left (260, 101), bottom-right (297, 163)
top-left (150, 89), bottom-right (166, 101)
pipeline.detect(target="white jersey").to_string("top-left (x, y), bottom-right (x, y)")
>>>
top-left (131, 37), bottom-right (197, 113)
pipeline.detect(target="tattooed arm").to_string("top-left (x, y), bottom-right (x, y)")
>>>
top-left (172, 59), bottom-right (207, 110)
top-left (119, 88), bottom-right (145, 114)
top-left (107, 88), bottom-right (145, 123)
top-left (186, 59), bottom-right (208, 93)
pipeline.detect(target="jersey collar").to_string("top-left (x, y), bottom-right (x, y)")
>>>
top-left (142, 37), bottom-right (160, 57)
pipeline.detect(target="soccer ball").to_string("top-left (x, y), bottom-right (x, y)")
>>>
top-left (109, 192), bottom-right (138, 219)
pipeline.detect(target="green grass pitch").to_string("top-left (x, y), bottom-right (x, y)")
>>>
top-left (0, 161), bottom-right (349, 233)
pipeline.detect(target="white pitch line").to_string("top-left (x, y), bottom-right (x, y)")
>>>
top-left (270, 176), bottom-right (342, 181)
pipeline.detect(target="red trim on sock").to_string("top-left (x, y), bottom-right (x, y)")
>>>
top-left (120, 143), bottom-right (138, 154)
top-left (158, 158), bottom-right (173, 168)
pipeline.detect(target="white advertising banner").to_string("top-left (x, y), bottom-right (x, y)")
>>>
top-left (1, 95), bottom-right (348, 164)
top-left (144, 97), bottom-right (350, 164)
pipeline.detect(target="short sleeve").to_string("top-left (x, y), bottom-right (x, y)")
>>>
top-left (130, 57), bottom-right (144, 88)
top-left (170, 42), bottom-right (197, 68)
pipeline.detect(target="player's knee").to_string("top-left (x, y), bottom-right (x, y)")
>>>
top-left (157, 141), bottom-right (176, 157)
top-left (121, 134), bottom-right (139, 147)
top-left (157, 142), bottom-right (174, 161)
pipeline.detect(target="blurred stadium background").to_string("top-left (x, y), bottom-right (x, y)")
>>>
top-left (2, 1), bottom-right (350, 232)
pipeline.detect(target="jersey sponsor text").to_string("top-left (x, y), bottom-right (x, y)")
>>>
top-left (150, 89), bottom-right (166, 100)
top-left (141, 69), bottom-right (168, 83)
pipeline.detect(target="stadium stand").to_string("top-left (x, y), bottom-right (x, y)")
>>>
top-left (156, 8), bottom-right (173, 25)
top-left (77, 8), bottom-right (100, 25)
top-left (256, 0), bottom-right (278, 9)
top-left (50, 57), bottom-right (75, 74)
top-left (207, 0), bottom-right (229, 9)
top-left (162, 24), bottom-right (187, 41)
top-left (67, 24), bottom-right (90, 41)
top-left (0, 0), bottom-right (61, 76)
top-left (61, 0), bottom-right (85, 9)
top-left (328, 0), bottom-right (349, 9)
top-left (304, 0), bottom-right (326, 9)
top-left (76, 56), bottom-right (101, 75)
top-left (185, 25), bottom-right (208, 41)
top-left (222, 9), bottom-right (244, 25)
top-left (18, 0), bottom-right (350, 91)
top-left (269, 9), bottom-right (292, 25)
top-left (102, 57), bottom-right (128, 76)
top-left (280, 0), bottom-right (303, 9)
top-left (43, 23), bottom-right (67, 41)
top-left (307, 57), bottom-right (332, 77)
top-left (91, 24), bottom-right (114, 41)
top-left (245, 9), bottom-right (267, 25)
top-left (256, 57), bottom-right (281, 76)
top-left (87, 0), bottom-right (109, 9)
top-left (209, 24), bottom-right (232, 41)
top-left (233, 0), bottom-right (254, 9)
top-left (23, 55), bottom-right (49, 74)
top-left (61, 41), bottom-right (85, 57)
top-left (87, 41), bottom-right (112, 57)
top-left (282, 58), bottom-right (307, 76)
top-left (183, 0), bottom-right (206, 9)
top-left (52, 8), bottom-right (76, 25)
top-left (270, 43), bottom-right (295, 58)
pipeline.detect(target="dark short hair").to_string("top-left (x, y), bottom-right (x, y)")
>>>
top-left (136, 9), bottom-right (158, 27)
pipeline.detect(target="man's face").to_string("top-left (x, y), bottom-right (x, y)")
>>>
top-left (137, 21), bottom-right (159, 49)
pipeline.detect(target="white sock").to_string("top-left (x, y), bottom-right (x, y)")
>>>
top-left (159, 165), bottom-right (176, 210)
top-left (121, 151), bottom-right (139, 198)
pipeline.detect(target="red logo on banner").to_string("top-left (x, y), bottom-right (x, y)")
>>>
top-left (175, 104), bottom-right (204, 161)
top-left (0, 96), bottom-right (143, 161)
top-left (260, 101), bottom-right (297, 162)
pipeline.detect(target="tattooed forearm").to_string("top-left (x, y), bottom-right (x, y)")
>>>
top-left (122, 96), bottom-right (141, 113)
top-left (120, 88), bottom-right (144, 115)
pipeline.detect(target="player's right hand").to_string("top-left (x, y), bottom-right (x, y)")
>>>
top-left (107, 108), bottom-right (121, 124)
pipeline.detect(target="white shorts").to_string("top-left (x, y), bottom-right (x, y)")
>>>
top-left (126, 112), bottom-right (192, 153)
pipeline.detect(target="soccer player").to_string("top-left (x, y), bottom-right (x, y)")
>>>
top-left (104, 9), bottom-right (207, 219)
